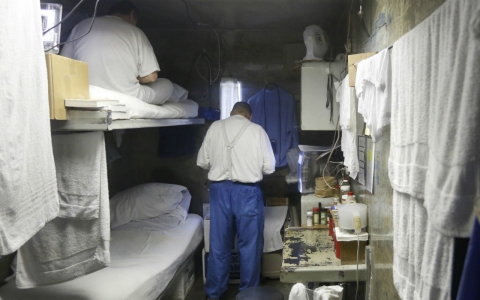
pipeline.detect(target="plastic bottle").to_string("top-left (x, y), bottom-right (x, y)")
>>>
top-left (340, 184), bottom-right (350, 197)
top-left (320, 208), bottom-right (327, 225)
top-left (313, 207), bottom-right (320, 225)
top-left (353, 211), bottom-right (362, 233)
top-left (333, 185), bottom-right (340, 205)
top-left (347, 191), bottom-right (355, 203)
top-left (306, 211), bottom-right (313, 227)
top-left (328, 209), bottom-right (334, 236)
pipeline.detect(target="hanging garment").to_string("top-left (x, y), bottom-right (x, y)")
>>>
top-left (457, 218), bottom-right (480, 300)
top-left (389, 0), bottom-right (480, 298)
top-left (16, 132), bottom-right (110, 288)
top-left (335, 74), bottom-right (359, 179)
top-left (0, 0), bottom-right (59, 255)
top-left (247, 85), bottom-right (299, 168)
top-left (355, 48), bottom-right (391, 142)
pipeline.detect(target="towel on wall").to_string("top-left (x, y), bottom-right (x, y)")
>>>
top-left (389, 0), bottom-right (480, 298)
top-left (335, 75), bottom-right (359, 179)
top-left (392, 191), bottom-right (453, 300)
top-left (0, 0), bottom-right (59, 255)
top-left (355, 48), bottom-right (391, 142)
top-left (390, 0), bottom-right (480, 237)
top-left (16, 132), bottom-right (110, 288)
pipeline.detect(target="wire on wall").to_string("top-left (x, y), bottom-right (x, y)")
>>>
top-left (43, 0), bottom-right (86, 35)
top-left (180, 0), bottom-right (221, 83)
top-left (44, 0), bottom-right (100, 52)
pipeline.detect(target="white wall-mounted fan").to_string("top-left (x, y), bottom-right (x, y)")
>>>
top-left (303, 25), bottom-right (329, 60)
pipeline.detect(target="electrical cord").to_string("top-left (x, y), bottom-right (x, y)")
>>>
top-left (321, 114), bottom-right (342, 189)
top-left (196, 54), bottom-right (212, 84)
top-left (43, 0), bottom-right (86, 35)
top-left (195, 23), bottom-right (221, 83)
top-left (180, 0), bottom-right (221, 83)
top-left (356, 233), bottom-right (360, 300)
top-left (44, 0), bottom-right (99, 52)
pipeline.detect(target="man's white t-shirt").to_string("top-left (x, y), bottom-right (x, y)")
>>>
top-left (197, 115), bottom-right (276, 183)
top-left (61, 16), bottom-right (160, 101)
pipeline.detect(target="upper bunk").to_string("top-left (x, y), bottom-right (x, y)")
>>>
top-left (50, 110), bottom-right (205, 131)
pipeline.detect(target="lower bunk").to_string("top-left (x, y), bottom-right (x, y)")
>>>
top-left (0, 214), bottom-right (203, 300)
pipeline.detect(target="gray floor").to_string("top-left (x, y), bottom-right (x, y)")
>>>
top-left (185, 272), bottom-right (294, 300)
top-left (184, 271), bottom-right (366, 300)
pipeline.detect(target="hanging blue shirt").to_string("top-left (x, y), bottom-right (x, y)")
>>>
top-left (247, 85), bottom-right (299, 168)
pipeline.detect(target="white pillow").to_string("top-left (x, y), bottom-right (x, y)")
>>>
top-left (110, 183), bottom-right (190, 229)
top-left (112, 214), bottom-right (181, 231)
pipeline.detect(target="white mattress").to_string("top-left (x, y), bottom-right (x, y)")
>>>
top-left (88, 85), bottom-right (199, 120)
top-left (0, 214), bottom-right (204, 300)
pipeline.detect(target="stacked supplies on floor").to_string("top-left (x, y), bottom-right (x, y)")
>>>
top-left (389, 0), bottom-right (480, 299)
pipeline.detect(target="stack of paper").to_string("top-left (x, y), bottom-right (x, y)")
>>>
top-left (65, 99), bottom-right (128, 119)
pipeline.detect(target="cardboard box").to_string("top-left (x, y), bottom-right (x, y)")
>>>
top-left (340, 241), bottom-right (367, 265)
top-left (45, 53), bottom-right (89, 120)
top-left (348, 52), bottom-right (376, 86)
top-left (163, 256), bottom-right (195, 300)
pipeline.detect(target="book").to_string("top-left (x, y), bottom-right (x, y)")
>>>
top-left (67, 109), bottom-right (129, 120)
top-left (68, 104), bottom-right (127, 113)
top-left (64, 99), bottom-right (120, 108)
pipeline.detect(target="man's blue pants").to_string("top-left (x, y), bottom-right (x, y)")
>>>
top-left (205, 180), bottom-right (264, 298)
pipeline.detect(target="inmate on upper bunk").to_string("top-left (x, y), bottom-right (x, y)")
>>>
top-left (61, 0), bottom-right (176, 105)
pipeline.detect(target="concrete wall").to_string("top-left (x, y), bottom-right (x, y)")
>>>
top-left (104, 26), bottom-right (345, 218)
top-left (349, 0), bottom-right (445, 299)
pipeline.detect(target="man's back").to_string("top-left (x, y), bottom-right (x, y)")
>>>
top-left (197, 115), bottom-right (276, 183)
top-left (61, 16), bottom-right (159, 100)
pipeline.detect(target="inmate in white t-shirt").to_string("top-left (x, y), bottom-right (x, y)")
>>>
top-left (61, 16), bottom-right (160, 101)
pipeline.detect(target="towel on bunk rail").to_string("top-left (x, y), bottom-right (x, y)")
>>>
top-left (0, 0), bottom-right (59, 255)
top-left (15, 132), bottom-right (110, 288)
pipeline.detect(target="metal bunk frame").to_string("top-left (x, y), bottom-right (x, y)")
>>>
top-left (50, 110), bottom-right (205, 131)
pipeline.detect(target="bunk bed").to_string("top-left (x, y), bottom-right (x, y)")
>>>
top-left (0, 214), bottom-right (203, 300)
top-left (0, 85), bottom-right (205, 299)
top-left (52, 85), bottom-right (205, 131)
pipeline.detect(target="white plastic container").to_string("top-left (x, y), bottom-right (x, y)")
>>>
top-left (336, 201), bottom-right (367, 230)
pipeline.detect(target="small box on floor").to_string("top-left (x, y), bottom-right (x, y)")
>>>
top-left (162, 256), bottom-right (195, 300)
top-left (203, 249), bottom-right (240, 284)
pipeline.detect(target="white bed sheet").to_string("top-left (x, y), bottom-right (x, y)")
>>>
top-left (0, 214), bottom-right (204, 300)
top-left (89, 85), bottom-right (199, 120)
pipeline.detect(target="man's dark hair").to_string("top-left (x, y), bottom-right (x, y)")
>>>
top-left (108, 1), bottom-right (138, 19)
top-left (231, 102), bottom-right (252, 116)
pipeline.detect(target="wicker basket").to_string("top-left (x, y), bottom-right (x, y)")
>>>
top-left (314, 176), bottom-right (337, 198)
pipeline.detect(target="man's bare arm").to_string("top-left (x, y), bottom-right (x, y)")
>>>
top-left (137, 71), bottom-right (158, 83)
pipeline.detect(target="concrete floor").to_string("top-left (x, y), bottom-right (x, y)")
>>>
top-left (185, 272), bottom-right (294, 300)
top-left (184, 271), bottom-right (366, 300)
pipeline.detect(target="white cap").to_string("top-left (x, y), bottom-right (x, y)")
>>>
top-left (306, 211), bottom-right (313, 216)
